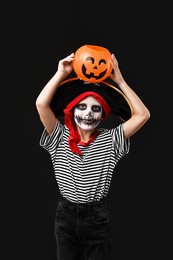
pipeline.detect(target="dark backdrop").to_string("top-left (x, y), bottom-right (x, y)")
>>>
top-left (2, 1), bottom-right (171, 260)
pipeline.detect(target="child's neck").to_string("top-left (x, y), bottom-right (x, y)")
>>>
top-left (76, 127), bottom-right (96, 142)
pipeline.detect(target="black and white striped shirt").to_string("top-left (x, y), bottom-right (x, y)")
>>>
top-left (40, 121), bottom-right (130, 203)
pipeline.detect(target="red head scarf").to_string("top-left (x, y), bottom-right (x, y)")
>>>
top-left (63, 91), bottom-right (111, 155)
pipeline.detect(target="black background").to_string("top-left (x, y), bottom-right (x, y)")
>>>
top-left (2, 1), bottom-right (171, 260)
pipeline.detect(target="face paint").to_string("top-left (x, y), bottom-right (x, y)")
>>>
top-left (74, 96), bottom-right (103, 130)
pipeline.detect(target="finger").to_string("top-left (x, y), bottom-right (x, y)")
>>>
top-left (112, 53), bottom-right (118, 63)
top-left (111, 54), bottom-right (115, 59)
top-left (68, 53), bottom-right (75, 57)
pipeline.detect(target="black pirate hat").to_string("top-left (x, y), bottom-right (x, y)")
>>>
top-left (50, 77), bottom-right (133, 122)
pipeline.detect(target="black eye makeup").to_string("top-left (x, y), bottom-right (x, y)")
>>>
top-left (76, 103), bottom-right (102, 113)
top-left (92, 105), bottom-right (102, 112)
top-left (76, 103), bottom-right (87, 110)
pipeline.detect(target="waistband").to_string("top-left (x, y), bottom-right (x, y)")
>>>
top-left (59, 194), bottom-right (108, 210)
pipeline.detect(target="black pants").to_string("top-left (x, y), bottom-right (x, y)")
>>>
top-left (54, 195), bottom-right (111, 260)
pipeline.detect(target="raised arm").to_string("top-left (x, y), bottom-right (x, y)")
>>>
top-left (109, 54), bottom-right (150, 139)
top-left (36, 53), bottom-right (75, 134)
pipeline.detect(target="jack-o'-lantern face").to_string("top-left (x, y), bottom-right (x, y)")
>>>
top-left (72, 45), bottom-right (112, 83)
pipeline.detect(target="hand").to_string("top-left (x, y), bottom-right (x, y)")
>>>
top-left (57, 53), bottom-right (75, 77)
top-left (109, 54), bottom-right (125, 85)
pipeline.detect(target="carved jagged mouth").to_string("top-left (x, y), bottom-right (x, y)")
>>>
top-left (82, 65), bottom-right (107, 79)
top-left (82, 119), bottom-right (94, 124)
top-left (75, 116), bottom-right (99, 126)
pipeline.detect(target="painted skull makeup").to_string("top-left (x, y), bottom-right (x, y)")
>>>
top-left (63, 91), bottom-right (111, 155)
top-left (74, 96), bottom-right (103, 130)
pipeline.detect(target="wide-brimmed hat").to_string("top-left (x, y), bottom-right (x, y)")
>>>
top-left (50, 77), bottom-right (133, 122)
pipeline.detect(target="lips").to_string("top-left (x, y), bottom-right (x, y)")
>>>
top-left (82, 119), bottom-right (94, 124)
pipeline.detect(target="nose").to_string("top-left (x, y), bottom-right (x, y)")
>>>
top-left (86, 110), bottom-right (93, 117)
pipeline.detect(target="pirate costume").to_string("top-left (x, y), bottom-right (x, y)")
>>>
top-left (39, 77), bottom-right (133, 260)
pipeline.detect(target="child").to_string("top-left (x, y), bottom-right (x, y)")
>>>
top-left (36, 52), bottom-right (150, 260)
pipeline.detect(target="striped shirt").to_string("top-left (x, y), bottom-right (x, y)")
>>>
top-left (40, 121), bottom-right (130, 203)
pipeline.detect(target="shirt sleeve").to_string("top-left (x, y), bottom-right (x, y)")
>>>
top-left (39, 121), bottom-right (65, 157)
top-left (111, 124), bottom-right (130, 159)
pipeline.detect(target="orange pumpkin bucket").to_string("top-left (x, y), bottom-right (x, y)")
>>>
top-left (72, 45), bottom-right (112, 83)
